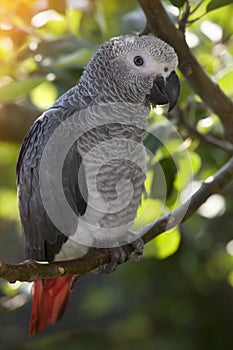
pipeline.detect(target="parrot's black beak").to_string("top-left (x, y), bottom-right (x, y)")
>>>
top-left (147, 71), bottom-right (180, 112)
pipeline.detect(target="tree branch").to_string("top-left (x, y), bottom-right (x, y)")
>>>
top-left (138, 0), bottom-right (233, 143)
top-left (1, 156), bottom-right (233, 283)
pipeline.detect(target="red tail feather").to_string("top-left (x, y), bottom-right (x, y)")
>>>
top-left (29, 276), bottom-right (74, 336)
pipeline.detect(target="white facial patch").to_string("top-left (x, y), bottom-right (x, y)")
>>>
top-left (126, 49), bottom-right (176, 78)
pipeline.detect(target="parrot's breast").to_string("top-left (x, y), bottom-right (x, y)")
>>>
top-left (68, 99), bottom-right (149, 248)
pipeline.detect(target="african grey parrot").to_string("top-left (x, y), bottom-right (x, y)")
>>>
top-left (16, 35), bottom-right (180, 335)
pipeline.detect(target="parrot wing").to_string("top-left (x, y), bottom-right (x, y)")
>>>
top-left (16, 108), bottom-right (87, 262)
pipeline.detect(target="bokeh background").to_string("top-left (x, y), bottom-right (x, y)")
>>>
top-left (0, 0), bottom-right (233, 349)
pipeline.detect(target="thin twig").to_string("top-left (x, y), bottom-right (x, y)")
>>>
top-left (178, 2), bottom-right (191, 33)
top-left (176, 106), bottom-right (233, 155)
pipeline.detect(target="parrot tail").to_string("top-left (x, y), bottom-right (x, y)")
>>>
top-left (29, 276), bottom-right (74, 336)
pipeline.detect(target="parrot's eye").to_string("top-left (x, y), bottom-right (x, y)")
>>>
top-left (134, 56), bottom-right (144, 66)
top-left (164, 67), bottom-right (168, 72)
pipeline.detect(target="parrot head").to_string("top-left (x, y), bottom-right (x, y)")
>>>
top-left (87, 35), bottom-right (180, 111)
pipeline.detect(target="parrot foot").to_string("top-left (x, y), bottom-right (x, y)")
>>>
top-left (92, 238), bottom-right (144, 274)
top-left (93, 246), bottom-right (128, 274)
top-left (129, 237), bottom-right (144, 262)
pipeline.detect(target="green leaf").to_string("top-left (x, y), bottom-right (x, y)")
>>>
top-left (169, 0), bottom-right (187, 8)
top-left (218, 70), bottom-right (233, 96)
top-left (178, 79), bottom-right (193, 105)
top-left (54, 48), bottom-right (95, 68)
top-left (133, 198), bottom-right (164, 231)
top-left (189, 151), bottom-right (202, 175)
top-left (1, 281), bottom-right (21, 297)
top-left (150, 157), bottom-right (177, 200)
top-left (0, 77), bottom-right (45, 103)
top-left (206, 0), bottom-right (233, 12)
top-left (0, 189), bottom-right (19, 221)
top-left (44, 18), bottom-right (67, 35)
top-left (161, 138), bottom-right (184, 158)
top-left (144, 227), bottom-right (181, 259)
top-left (143, 123), bottom-right (173, 155)
top-left (66, 8), bottom-right (83, 36)
top-left (173, 151), bottom-right (201, 193)
top-left (227, 271), bottom-right (233, 288)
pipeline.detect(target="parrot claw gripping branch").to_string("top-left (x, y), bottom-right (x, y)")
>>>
top-left (16, 35), bottom-right (180, 335)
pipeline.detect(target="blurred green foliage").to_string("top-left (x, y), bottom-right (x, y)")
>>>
top-left (0, 0), bottom-right (233, 349)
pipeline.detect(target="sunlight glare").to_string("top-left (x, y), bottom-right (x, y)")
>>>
top-left (200, 21), bottom-right (223, 42)
top-left (31, 10), bottom-right (64, 28)
top-left (197, 116), bottom-right (214, 129)
top-left (198, 194), bottom-right (226, 218)
top-left (226, 240), bottom-right (233, 256)
top-left (0, 37), bottom-right (13, 51)
top-left (185, 31), bottom-right (199, 48)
